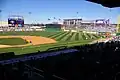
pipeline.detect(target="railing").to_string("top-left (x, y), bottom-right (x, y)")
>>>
top-left (0, 49), bottom-right (79, 65)
top-left (47, 46), bottom-right (67, 51)
top-left (24, 64), bottom-right (66, 80)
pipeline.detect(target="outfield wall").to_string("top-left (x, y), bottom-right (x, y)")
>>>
top-left (45, 24), bottom-right (62, 32)
top-left (45, 27), bottom-right (61, 32)
top-left (116, 33), bottom-right (120, 36)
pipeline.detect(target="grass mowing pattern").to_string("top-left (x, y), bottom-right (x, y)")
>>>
top-left (49, 32), bottom-right (64, 38)
top-left (54, 32), bottom-right (67, 40)
top-left (91, 34), bottom-right (97, 39)
top-left (0, 31), bottom-right (101, 54)
top-left (87, 33), bottom-right (97, 39)
top-left (93, 34), bottom-right (99, 38)
top-left (47, 32), bottom-right (60, 37)
top-left (86, 33), bottom-right (91, 39)
top-left (0, 40), bottom-right (93, 55)
top-left (70, 32), bottom-right (76, 41)
top-left (0, 38), bottom-right (28, 45)
top-left (66, 32), bottom-right (74, 41)
top-left (56, 32), bottom-right (70, 41)
top-left (81, 33), bottom-right (86, 40)
top-left (75, 33), bottom-right (79, 41)
top-left (60, 32), bottom-right (71, 42)
top-left (84, 33), bottom-right (90, 40)
top-left (49, 32), bottom-right (62, 38)
top-left (79, 32), bottom-right (83, 40)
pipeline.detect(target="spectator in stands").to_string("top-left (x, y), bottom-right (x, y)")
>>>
top-left (30, 41), bottom-right (32, 43)
top-left (2, 40), bottom-right (120, 80)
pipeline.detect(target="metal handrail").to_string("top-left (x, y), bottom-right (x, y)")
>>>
top-left (24, 64), bottom-right (66, 80)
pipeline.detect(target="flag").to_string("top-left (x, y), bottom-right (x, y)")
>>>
top-left (48, 18), bottom-right (50, 20)
top-left (107, 19), bottom-right (110, 24)
top-left (77, 12), bottom-right (78, 14)
top-left (96, 20), bottom-right (98, 22)
top-left (28, 12), bottom-right (31, 14)
top-left (105, 19), bottom-right (109, 25)
top-left (59, 19), bottom-right (61, 21)
top-left (54, 17), bottom-right (56, 19)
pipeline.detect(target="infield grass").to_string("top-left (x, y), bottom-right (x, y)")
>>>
top-left (0, 40), bottom-right (92, 55)
top-left (0, 38), bottom-right (28, 45)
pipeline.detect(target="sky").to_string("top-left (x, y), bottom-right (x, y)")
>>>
top-left (0, 0), bottom-right (120, 24)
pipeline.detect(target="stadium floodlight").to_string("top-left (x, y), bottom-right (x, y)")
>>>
top-left (28, 12), bottom-right (32, 25)
top-left (53, 17), bottom-right (56, 19)
top-left (0, 10), bottom-right (2, 27)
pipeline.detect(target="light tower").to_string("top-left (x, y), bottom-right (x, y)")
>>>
top-left (0, 10), bottom-right (2, 27)
top-left (117, 15), bottom-right (120, 33)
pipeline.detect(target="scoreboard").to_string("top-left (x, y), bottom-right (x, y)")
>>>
top-left (8, 15), bottom-right (24, 27)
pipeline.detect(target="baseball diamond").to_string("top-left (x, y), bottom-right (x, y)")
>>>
top-left (0, 16), bottom-right (119, 55)
top-left (0, 31), bottom-right (103, 55)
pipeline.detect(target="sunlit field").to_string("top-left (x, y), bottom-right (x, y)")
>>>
top-left (0, 31), bottom-right (101, 55)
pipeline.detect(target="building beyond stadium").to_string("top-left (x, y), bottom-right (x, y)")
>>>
top-left (0, 17), bottom-right (117, 33)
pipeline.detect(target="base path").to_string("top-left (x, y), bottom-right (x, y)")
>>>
top-left (0, 36), bottom-right (56, 48)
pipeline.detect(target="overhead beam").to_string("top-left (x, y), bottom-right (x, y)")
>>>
top-left (86, 0), bottom-right (120, 8)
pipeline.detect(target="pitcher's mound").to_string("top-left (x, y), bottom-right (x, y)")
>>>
top-left (21, 36), bottom-right (56, 45)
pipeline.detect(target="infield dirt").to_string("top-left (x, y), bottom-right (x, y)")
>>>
top-left (0, 36), bottom-right (56, 48)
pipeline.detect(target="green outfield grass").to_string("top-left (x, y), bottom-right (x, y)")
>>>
top-left (0, 40), bottom-right (92, 55)
top-left (0, 31), bottom-right (101, 55)
top-left (0, 31), bottom-right (59, 37)
top-left (0, 38), bottom-right (28, 45)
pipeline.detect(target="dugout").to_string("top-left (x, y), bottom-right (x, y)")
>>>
top-left (45, 24), bottom-right (62, 32)
top-left (99, 32), bottom-right (111, 38)
top-left (116, 33), bottom-right (120, 36)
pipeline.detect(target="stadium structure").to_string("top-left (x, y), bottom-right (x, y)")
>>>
top-left (0, 15), bottom-right (118, 36)
top-left (63, 18), bottom-right (117, 33)
top-left (0, 1), bottom-right (120, 80)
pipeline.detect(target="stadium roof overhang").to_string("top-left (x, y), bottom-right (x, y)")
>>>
top-left (86, 0), bottom-right (120, 8)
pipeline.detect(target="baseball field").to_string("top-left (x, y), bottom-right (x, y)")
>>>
top-left (0, 31), bottom-right (102, 55)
